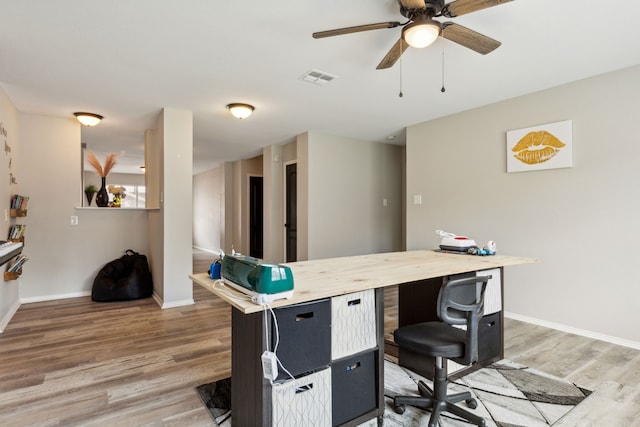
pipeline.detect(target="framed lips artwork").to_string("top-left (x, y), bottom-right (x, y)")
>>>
top-left (506, 120), bottom-right (573, 173)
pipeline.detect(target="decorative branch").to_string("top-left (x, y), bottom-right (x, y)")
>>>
top-left (86, 150), bottom-right (122, 177)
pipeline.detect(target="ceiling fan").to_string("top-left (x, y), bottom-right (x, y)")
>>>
top-left (312, 0), bottom-right (512, 70)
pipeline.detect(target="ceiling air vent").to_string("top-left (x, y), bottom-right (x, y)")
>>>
top-left (299, 69), bottom-right (337, 86)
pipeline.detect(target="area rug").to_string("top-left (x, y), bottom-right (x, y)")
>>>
top-left (195, 377), bottom-right (231, 426)
top-left (195, 359), bottom-right (591, 426)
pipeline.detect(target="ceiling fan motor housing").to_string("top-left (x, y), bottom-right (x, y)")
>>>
top-left (400, 0), bottom-right (445, 19)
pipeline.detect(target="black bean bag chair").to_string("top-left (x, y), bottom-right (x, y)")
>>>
top-left (92, 249), bottom-right (153, 302)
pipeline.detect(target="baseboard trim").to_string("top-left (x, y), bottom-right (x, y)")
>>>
top-left (161, 299), bottom-right (195, 309)
top-left (0, 299), bottom-right (21, 333)
top-left (505, 312), bottom-right (640, 350)
top-left (21, 291), bottom-right (91, 304)
top-left (152, 292), bottom-right (194, 309)
top-left (20, 291), bottom-right (193, 310)
top-left (192, 246), bottom-right (220, 256)
top-left (152, 292), bottom-right (163, 308)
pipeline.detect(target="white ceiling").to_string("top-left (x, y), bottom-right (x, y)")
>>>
top-left (1, 0), bottom-right (639, 175)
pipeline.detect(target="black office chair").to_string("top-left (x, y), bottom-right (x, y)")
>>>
top-left (392, 275), bottom-right (491, 427)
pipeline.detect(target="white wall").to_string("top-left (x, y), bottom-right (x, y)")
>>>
top-left (18, 113), bottom-right (149, 301)
top-left (196, 132), bottom-right (404, 265)
top-left (406, 65), bottom-right (640, 347)
top-left (307, 131), bottom-right (404, 260)
top-left (147, 108), bottom-right (193, 308)
top-left (297, 133), bottom-right (309, 261)
top-left (0, 87), bottom-right (21, 330)
top-left (193, 167), bottom-right (222, 253)
top-left (262, 144), bottom-right (284, 263)
top-left (147, 123), bottom-right (164, 302)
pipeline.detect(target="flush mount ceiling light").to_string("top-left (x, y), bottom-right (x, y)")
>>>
top-left (226, 103), bottom-right (255, 120)
top-left (402, 16), bottom-right (442, 49)
top-left (74, 112), bottom-right (103, 127)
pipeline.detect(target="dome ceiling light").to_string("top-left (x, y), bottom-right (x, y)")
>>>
top-left (74, 112), bottom-right (103, 127)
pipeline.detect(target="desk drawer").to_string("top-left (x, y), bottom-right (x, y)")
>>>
top-left (273, 299), bottom-right (331, 380)
top-left (331, 350), bottom-right (377, 426)
top-left (331, 290), bottom-right (377, 360)
top-left (272, 368), bottom-right (332, 426)
top-left (478, 268), bottom-right (502, 315)
top-left (478, 312), bottom-right (501, 361)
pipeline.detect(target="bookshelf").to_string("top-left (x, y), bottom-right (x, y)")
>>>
top-left (4, 195), bottom-right (28, 281)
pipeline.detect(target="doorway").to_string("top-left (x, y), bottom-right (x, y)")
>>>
top-left (249, 176), bottom-right (263, 259)
top-left (285, 163), bottom-right (297, 262)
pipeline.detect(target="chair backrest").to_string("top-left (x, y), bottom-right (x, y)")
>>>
top-left (437, 275), bottom-right (491, 365)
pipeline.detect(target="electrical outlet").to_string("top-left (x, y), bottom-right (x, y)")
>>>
top-left (70, 215), bottom-right (78, 225)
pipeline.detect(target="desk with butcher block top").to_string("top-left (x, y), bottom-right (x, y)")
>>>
top-left (190, 249), bottom-right (538, 427)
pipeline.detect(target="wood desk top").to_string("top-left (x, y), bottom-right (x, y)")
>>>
top-left (190, 250), bottom-right (539, 314)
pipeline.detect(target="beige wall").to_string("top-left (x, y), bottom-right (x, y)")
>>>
top-left (262, 144), bottom-right (284, 263)
top-left (150, 107), bottom-right (194, 308)
top-left (0, 86), bottom-right (196, 324)
top-left (193, 167), bottom-right (222, 254)
top-left (406, 65), bottom-right (640, 347)
top-left (192, 161), bottom-right (235, 258)
top-left (221, 162), bottom-right (234, 255)
top-left (0, 87), bottom-right (21, 329)
top-left (194, 132), bottom-right (404, 265)
top-left (296, 134), bottom-right (309, 261)
top-left (18, 113), bottom-right (149, 303)
top-left (228, 156), bottom-right (263, 255)
top-left (307, 131), bottom-right (404, 260)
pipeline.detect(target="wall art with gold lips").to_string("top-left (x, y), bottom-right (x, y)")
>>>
top-left (506, 120), bottom-right (573, 173)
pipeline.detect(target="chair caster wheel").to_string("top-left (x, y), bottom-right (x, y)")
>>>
top-left (393, 403), bottom-right (405, 414)
top-left (465, 398), bottom-right (477, 409)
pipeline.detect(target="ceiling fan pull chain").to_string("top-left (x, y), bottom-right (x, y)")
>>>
top-left (399, 43), bottom-right (404, 98)
top-left (441, 36), bottom-right (446, 93)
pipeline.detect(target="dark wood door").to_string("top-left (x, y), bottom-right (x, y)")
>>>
top-left (285, 163), bottom-right (297, 262)
top-left (249, 176), bottom-right (263, 259)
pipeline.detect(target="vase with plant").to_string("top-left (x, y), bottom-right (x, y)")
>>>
top-left (87, 150), bottom-right (122, 207)
top-left (108, 185), bottom-right (126, 208)
top-left (84, 184), bottom-right (98, 206)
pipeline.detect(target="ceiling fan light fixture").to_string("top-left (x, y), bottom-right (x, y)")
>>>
top-left (74, 112), bottom-right (103, 127)
top-left (402, 18), bottom-right (441, 48)
top-left (226, 103), bottom-right (255, 119)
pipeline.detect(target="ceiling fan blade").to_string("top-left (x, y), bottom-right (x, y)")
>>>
top-left (442, 0), bottom-right (512, 17)
top-left (312, 22), bottom-right (401, 39)
top-left (399, 0), bottom-right (426, 10)
top-left (442, 22), bottom-right (501, 54)
top-left (376, 38), bottom-right (409, 70)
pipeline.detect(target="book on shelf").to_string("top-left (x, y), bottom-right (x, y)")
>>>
top-left (8, 224), bottom-right (25, 240)
top-left (8, 254), bottom-right (28, 272)
top-left (10, 194), bottom-right (29, 211)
